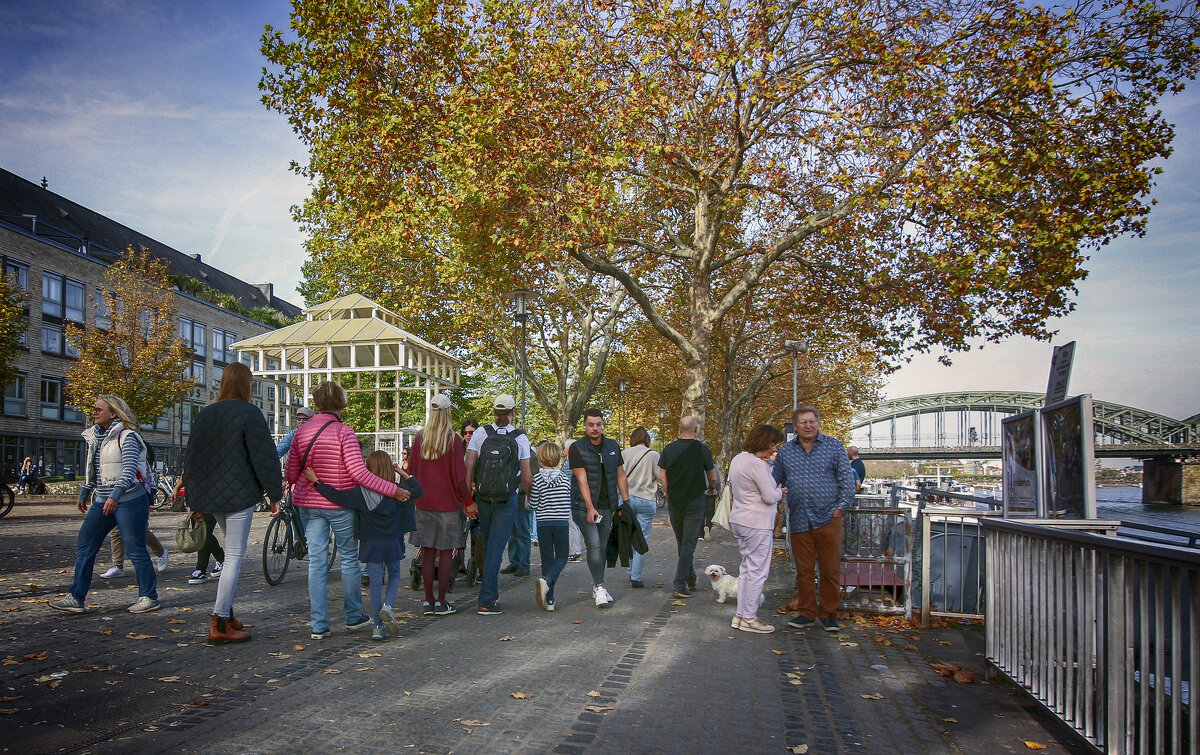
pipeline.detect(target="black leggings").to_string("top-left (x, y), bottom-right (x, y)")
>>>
top-left (195, 513), bottom-right (225, 572)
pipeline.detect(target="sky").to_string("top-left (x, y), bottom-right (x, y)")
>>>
top-left (1, 1), bottom-right (1196, 422)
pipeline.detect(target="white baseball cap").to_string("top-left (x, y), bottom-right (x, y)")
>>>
top-left (430, 393), bottom-right (452, 410)
top-left (493, 394), bottom-right (516, 410)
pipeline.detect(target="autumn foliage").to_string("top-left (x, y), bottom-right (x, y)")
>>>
top-left (262, 0), bottom-right (1200, 433)
top-left (64, 248), bottom-right (195, 426)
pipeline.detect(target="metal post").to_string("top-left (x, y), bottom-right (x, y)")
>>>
top-left (784, 340), bottom-right (807, 416)
top-left (504, 289), bottom-right (535, 430)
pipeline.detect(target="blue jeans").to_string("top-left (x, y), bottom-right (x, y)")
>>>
top-left (367, 559), bottom-right (403, 626)
top-left (536, 522), bottom-right (569, 601)
top-left (300, 507), bottom-right (364, 633)
top-left (212, 507), bottom-right (253, 619)
top-left (571, 508), bottom-right (614, 586)
top-left (628, 495), bottom-right (656, 582)
top-left (70, 492), bottom-right (156, 600)
top-left (507, 507), bottom-right (534, 571)
top-left (476, 493), bottom-right (518, 607)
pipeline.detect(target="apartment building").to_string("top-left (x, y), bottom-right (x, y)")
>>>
top-left (0, 168), bottom-right (301, 479)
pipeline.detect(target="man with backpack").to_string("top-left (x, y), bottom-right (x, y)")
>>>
top-left (464, 394), bottom-right (532, 615)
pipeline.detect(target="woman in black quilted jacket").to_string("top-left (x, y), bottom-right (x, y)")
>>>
top-left (183, 362), bottom-right (283, 644)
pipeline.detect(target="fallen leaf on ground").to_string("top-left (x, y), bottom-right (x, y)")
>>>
top-left (903, 644), bottom-right (918, 651)
top-left (1024, 743), bottom-right (1047, 750)
top-left (292, 645), bottom-right (305, 651)
top-left (21, 652), bottom-right (46, 661)
top-left (861, 693), bottom-right (884, 700)
top-left (931, 662), bottom-right (962, 677)
top-left (3, 608), bottom-right (18, 613)
top-left (938, 640), bottom-right (953, 646)
top-left (0, 696), bottom-right (20, 703)
top-left (454, 719), bottom-right (489, 727)
top-left (167, 619), bottom-right (186, 625)
top-left (572, 620), bottom-right (583, 625)
top-left (586, 705), bottom-right (614, 713)
top-left (771, 650), bottom-right (787, 656)
top-left (510, 691), bottom-right (532, 699)
top-left (953, 670), bottom-right (976, 684)
top-left (358, 652), bottom-right (382, 658)
top-left (909, 635), bottom-right (921, 641)
top-left (671, 600), bottom-right (687, 606)
top-left (586, 691), bottom-right (602, 697)
top-left (839, 642), bottom-right (859, 647)
top-left (499, 636), bottom-right (516, 642)
top-left (158, 676), bottom-right (180, 682)
top-left (127, 633), bottom-right (158, 640)
top-left (788, 746), bottom-right (809, 754)
top-left (0, 709), bottom-right (18, 715)
top-left (323, 669), bottom-right (341, 674)
top-left (942, 717), bottom-right (958, 723)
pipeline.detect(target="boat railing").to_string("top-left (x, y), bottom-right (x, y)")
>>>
top-left (984, 518), bottom-right (1199, 754)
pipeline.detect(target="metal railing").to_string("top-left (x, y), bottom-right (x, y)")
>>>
top-left (839, 503), bottom-right (914, 618)
top-left (985, 518), bottom-right (1199, 754)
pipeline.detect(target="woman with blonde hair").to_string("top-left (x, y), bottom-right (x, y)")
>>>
top-left (407, 393), bottom-right (470, 615)
top-left (286, 380), bottom-right (409, 639)
top-left (51, 395), bottom-right (160, 615)
top-left (184, 362), bottom-right (282, 643)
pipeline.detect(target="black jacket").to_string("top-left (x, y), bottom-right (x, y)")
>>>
top-left (605, 501), bottom-right (650, 567)
top-left (569, 436), bottom-right (624, 511)
top-left (184, 400), bottom-right (283, 513)
top-left (313, 478), bottom-right (422, 542)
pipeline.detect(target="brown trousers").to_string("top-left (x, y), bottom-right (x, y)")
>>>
top-left (789, 515), bottom-right (843, 620)
top-left (110, 528), bottom-right (164, 568)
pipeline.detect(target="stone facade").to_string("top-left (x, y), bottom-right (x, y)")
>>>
top-left (0, 169), bottom-right (300, 480)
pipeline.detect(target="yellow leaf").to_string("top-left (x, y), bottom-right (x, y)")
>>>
top-left (499, 636), bottom-right (516, 642)
top-left (586, 691), bottom-right (601, 697)
top-left (324, 669), bottom-right (341, 674)
top-left (788, 746), bottom-right (809, 754)
top-left (510, 691), bottom-right (532, 699)
top-left (358, 652), bottom-right (382, 658)
top-left (126, 633), bottom-right (158, 640)
top-left (167, 619), bottom-right (186, 625)
top-left (942, 717), bottom-right (958, 723)
top-left (671, 600), bottom-right (687, 606)
top-left (1024, 743), bottom-right (1047, 750)
top-left (771, 650), bottom-right (787, 656)
top-left (456, 719), bottom-right (489, 727)
top-left (0, 708), bottom-right (18, 715)
top-left (158, 676), bottom-right (180, 683)
top-left (292, 645), bottom-right (305, 651)
top-left (585, 705), bottom-right (614, 713)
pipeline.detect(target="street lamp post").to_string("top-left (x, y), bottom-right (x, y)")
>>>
top-left (784, 340), bottom-right (808, 438)
top-left (504, 289), bottom-right (536, 429)
top-left (617, 377), bottom-right (628, 443)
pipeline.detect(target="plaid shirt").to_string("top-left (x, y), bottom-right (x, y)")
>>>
top-left (772, 432), bottom-right (855, 531)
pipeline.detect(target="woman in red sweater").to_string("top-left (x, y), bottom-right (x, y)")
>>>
top-left (285, 381), bottom-right (409, 640)
top-left (407, 393), bottom-right (471, 615)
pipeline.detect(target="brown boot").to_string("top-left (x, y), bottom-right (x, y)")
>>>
top-left (208, 614), bottom-right (251, 644)
top-left (227, 612), bottom-right (244, 631)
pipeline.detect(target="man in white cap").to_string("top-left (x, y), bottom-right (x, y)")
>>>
top-left (463, 394), bottom-right (532, 615)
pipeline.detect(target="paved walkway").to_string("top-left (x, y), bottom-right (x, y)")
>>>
top-left (0, 497), bottom-right (1089, 754)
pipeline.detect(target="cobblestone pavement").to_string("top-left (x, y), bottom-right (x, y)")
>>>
top-left (1, 497), bottom-right (1091, 754)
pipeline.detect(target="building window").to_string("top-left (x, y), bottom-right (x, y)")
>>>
top-left (141, 408), bottom-right (170, 432)
top-left (251, 379), bottom-right (262, 397)
top-left (40, 323), bottom-right (78, 358)
top-left (267, 384), bottom-right (275, 400)
top-left (212, 364), bottom-right (223, 389)
top-left (4, 258), bottom-right (28, 290)
top-left (181, 401), bottom-right (201, 434)
top-left (213, 329), bottom-right (237, 365)
top-left (95, 288), bottom-right (112, 329)
top-left (188, 360), bottom-right (205, 385)
top-left (65, 279), bottom-right (85, 322)
top-left (42, 272), bottom-right (64, 317)
top-left (180, 317), bottom-right (206, 357)
top-left (3, 375), bottom-right (26, 417)
top-left (40, 376), bottom-right (63, 421)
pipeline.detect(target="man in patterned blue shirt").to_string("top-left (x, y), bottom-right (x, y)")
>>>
top-left (772, 406), bottom-right (855, 631)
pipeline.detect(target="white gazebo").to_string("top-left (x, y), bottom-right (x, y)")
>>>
top-left (233, 294), bottom-right (463, 453)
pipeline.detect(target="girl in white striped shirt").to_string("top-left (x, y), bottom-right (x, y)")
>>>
top-left (529, 442), bottom-right (572, 611)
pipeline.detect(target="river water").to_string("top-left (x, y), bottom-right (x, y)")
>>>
top-left (1095, 486), bottom-right (1200, 534)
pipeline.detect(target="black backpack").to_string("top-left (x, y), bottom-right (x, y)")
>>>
top-left (474, 425), bottom-right (525, 502)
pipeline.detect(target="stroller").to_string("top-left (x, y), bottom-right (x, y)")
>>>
top-left (410, 516), bottom-right (481, 590)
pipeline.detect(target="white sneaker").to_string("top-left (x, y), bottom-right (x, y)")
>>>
top-left (211, 561), bottom-right (223, 576)
top-left (100, 566), bottom-right (124, 579)
top-left (128, 596), bottom-right (160, 614)
top-left (156, 553), bottom-right (169, 572)
top-left (594, 585), bottom-right (612, 608)
top-left (535, 577), bottom-right (548, 607)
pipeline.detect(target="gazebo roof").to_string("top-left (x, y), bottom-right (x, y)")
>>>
top-left (232, 294), bottom-right (462, 383)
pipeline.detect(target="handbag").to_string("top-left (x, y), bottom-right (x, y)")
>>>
top-left (713, 482), bottom-right (732, 530)
top-left (175, 513), bottom-right (206, 553)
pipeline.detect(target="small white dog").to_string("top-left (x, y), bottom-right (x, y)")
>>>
top-left (705, 564), bottom-right (764, 605)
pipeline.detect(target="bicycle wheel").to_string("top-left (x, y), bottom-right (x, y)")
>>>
top-left (0, 485), bottom-right (13, 519)
top-left (151, 487), bottom-right (169, 509)
top-left (263, 515), bottom-right (291, 585)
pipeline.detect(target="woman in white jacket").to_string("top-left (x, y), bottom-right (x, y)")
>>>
top-left (727, 424), bottom-right (786, 634)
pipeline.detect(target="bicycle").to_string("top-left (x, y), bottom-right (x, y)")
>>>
top-left (0, 483), bottom-right (13, 519)
top-left (262, 494), bottom-right (336, 585)
top-left (151, 474), bottom-right (178, 509)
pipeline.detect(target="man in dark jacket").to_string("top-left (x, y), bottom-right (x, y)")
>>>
top-left (569, 408), bottom-right (630, 607)
top-left (658, 415), bottom-right (717, 599)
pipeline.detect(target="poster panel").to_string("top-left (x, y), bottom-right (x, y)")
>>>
top-left (1041, 394), bottom-right (1097, 519)
top-left (1002, 410), bottom-right (1041, 518)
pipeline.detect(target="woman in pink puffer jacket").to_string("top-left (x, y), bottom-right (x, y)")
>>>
top-left (285, 381), bottom-right (411, 640)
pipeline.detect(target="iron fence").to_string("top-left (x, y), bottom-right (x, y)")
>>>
top-left (985, 518), bottom-right (1199, 754)
top-left (840, 506), bottom-right (913, 618)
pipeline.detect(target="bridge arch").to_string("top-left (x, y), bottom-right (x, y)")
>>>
top-left (851, 391), bottom-right (1198, 447)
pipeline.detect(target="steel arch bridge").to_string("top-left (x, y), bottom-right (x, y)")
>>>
top-left (851, 391), bottom-right (1200, 450)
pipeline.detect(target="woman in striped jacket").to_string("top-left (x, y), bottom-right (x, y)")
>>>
top-left (528, 442), bottom-right (572, 612)
top-left (286, 381), bottom-right (410, 640)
